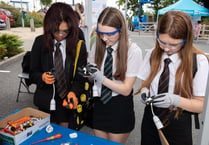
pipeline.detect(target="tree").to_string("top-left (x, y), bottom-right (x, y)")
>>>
top-left (116, 0), bottom-right (177, 20)
top-left (40, 0), bottom-right (52, 8)
top-left (201, 0), bottom-right (209, 9)
top-left (116, 0), bottom-right (209, 22)
top-left (147, 0), bottom-right (178, 20)
top-left (116, 0), bottom-right (139, 16)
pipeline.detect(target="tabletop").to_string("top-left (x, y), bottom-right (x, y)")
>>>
top-left (20, 124), bottom-right (123, 145)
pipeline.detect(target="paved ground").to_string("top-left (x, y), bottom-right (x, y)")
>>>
top-left (0, 27), bottom-right (208, 145)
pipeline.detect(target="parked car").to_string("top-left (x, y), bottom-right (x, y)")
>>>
top-left (0, 8), bottom-right (15, 25)
top-left (0, 18), bottom-right (6, 29)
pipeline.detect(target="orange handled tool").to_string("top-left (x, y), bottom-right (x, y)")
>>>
top-left (31, 133), bottom-right (62, 144)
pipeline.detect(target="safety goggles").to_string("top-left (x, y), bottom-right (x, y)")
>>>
top-left (55, 29), bottom-right (70, 35)
top-left (156, 34), bottom-right (185, 50)
top-left (96, 27), bottom-right (121, 37)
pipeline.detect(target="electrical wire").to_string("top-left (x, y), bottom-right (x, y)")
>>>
top-left (150, 102), bottom-right (155, 116)
top-left (150, 102), bottom-right (164, 129)
top-left (50, 83), bottom-right (56, 110)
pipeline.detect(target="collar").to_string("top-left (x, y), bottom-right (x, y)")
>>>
top-left (162, 52), bottom-right (179, 64)
top-left (107, 42), bottom-right (118, 52)
top-left (54, 39), bottom-right (66, 48)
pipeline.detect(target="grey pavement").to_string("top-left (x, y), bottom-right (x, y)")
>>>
top-left (0, 28), bottom-right (208, 145)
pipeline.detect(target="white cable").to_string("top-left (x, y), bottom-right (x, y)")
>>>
top-left (150, 102), bottom-right (155, 115)
top-left (50, 83), bottom-right (56, 111)
top-left (150, 103), bottom-right (164, 129)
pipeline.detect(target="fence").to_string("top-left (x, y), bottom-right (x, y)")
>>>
top-left (200, 24), bottom-right (209, 39)
top-left (136, 22), bottom-right (156, 35)
top-left (136, 22), bottom-right (209, 40)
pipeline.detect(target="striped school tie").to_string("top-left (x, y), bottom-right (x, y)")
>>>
top-left (158, 58), bottom-right (171, 93)
top-left (156, 58), bottom-right (172, 127)
top-left (100, 47), bottom-right (113, 104)
top-left (54, 42), bottom-right (67, 99)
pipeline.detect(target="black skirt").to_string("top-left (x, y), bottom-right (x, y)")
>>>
top-left (39, 94), bottom-right (74, 123)
top-left (141, 105), bottom-right (192, 145)
top-left (92, 94), bottom-right (135, 133)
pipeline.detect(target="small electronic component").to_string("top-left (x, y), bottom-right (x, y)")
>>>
top-left (60, 142), bottom-right (71, 145)
top-left (46, 124), bottom-right (54, 133)
top-left (69, 132), bottom-right (78, 138)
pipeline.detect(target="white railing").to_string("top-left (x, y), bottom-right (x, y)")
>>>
top-left (137, 22), bottom-right (209, 40)
top-left (200, 24), bottom-right (209, 38)
top-left (138, 22), bottom-right (156, 32)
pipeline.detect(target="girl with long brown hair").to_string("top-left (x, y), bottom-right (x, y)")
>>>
top-left (86, 7), bottom-right (143, 144)
top-left (136, 11), bottom-right (209, 145)
top-left (30, 2), bottom-right (87, 128)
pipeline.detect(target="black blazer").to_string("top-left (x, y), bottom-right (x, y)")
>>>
top-left (30, 35), bottom-right (87, 110)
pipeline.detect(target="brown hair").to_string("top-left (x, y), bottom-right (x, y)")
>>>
top-left (43, 2), bottom-right (79, 59)
top-left (136, 11), bottom-right (208, 117)
top-left (95, 7), bottom-right (129, 81)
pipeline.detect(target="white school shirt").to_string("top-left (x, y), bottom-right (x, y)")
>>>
top-left (138, 49), bottom-right (209, 97)
top-left (53, 40), bottom-right (66, 68)
top-left (89, 40), bottom-right (143, 97)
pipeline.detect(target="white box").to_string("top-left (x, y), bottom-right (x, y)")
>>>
top-left (0, 107), bottom-right (50, 145)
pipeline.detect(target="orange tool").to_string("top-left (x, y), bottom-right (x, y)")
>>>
top-left (8, 116), bottom-right (31, 128)
top-left (31, 133), bottom-right (62, 144)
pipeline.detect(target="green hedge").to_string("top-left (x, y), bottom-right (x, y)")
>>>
top-left (0, 34), bottom-right (24, 60)
top-left (22, 12), bottom-right (44, 27)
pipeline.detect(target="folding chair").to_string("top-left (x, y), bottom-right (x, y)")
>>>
top-left (16, 72), bottom-right (33, 102)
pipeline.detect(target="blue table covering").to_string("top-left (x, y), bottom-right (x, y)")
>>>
top-left (1, 109), bottom-right (123, 145)
top-left (20, 124), bottom-right (123, 145)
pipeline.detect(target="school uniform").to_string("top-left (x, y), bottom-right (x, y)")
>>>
top-left (30, 35), bottom-right (87, 123)
top-left (138, 49), bottom-right (209, 145)
top-left (89, 41), bottom-right (143, 133)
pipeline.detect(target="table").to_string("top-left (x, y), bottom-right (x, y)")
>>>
top-left (20, 124), bottom-right (123, 145)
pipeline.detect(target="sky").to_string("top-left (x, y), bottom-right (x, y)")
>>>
top-left (0, 0), bottom-right (118, 11)
top-left (1, 0), bottom-right (153, 14)
top-left (1, 0), bottom-right (152, 17)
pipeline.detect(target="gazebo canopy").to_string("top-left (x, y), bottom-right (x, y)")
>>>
top-left (158, 0), bottom-right (209, 16)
